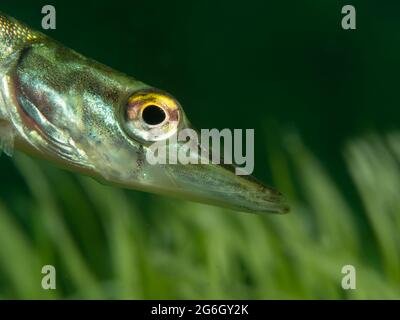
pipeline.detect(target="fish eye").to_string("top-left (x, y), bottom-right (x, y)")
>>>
top-left (141, 104), bottom-right (166, 126)
top-left (123, 89), bottom-right (180, 142)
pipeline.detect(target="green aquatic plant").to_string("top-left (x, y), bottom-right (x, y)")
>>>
top-left (0, 132), bottom-right (399, 299)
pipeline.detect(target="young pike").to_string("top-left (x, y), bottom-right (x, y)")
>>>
top-left (0, 12), bottom-right (288, 214)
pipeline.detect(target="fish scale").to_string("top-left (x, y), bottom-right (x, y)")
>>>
top-left (0, 13), bottom-right (42, 60)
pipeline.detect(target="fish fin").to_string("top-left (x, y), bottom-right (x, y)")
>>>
top-left (0, 49), bottom-right (20, 157)
top-left (16, 93), bottom-right (90, 167)
top-left (0, 121), bottom-right (14, 157)
top-left (0, 48), bottom-right (90, 168)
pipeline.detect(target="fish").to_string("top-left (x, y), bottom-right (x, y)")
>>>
top-left (0, 12), bottom-right (289, 214)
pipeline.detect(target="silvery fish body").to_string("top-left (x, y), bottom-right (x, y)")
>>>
top-left (0, 12), bottom-right (288, 214)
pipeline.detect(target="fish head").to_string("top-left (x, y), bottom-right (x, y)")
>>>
top-left (5, 43), bottom-right (289, 214)
top-left (107, 87), bottom-right (289, 214)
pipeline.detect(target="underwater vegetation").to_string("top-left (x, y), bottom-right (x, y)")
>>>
top-left (0, 130), bottom-right (399, 299)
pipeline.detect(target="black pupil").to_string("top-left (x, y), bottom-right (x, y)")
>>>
top-left (142, 105), bottom-right (166, 125)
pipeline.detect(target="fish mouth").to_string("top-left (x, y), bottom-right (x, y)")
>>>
top-left (117, 97), bottom-right (289, 214)
top-left (160, 162), bottom-right (290, 214)
top-left (137, 147), bottom-right (289, 214)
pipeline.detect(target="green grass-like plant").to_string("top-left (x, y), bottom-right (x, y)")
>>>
top-left (0, 132), bottom-right (399, 299)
